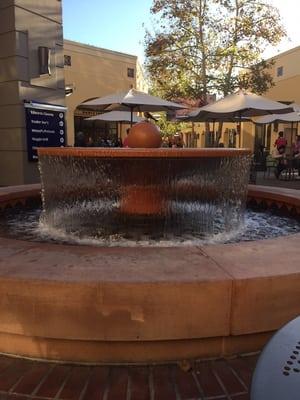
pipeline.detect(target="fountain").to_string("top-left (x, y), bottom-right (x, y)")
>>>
top-left (37, 147), bottom-right (251, 244)
top-left (0, 137), bottom-right (300, 364)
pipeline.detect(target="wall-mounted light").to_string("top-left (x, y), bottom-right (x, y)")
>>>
top-left (65, 84), bottom-right (75, 96)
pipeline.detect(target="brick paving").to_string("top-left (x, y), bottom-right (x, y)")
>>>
top-left (0, 353), bottom-right (258, 399)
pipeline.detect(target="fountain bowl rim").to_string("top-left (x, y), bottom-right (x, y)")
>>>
top-left (37, 147), bottom-right (252, 158)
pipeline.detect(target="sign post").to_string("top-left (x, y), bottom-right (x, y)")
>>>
top-left (24, 101), bottom-right (67, 161)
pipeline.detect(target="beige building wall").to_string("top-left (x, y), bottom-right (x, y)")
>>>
top-left (266, 46), bottom-right (300, 104)
top-left (263, 46), bottom-right (300, 153)
top-left (0, 0), bottom-right (65, 185)
top-left (64, 40), bottom-right (143, 144)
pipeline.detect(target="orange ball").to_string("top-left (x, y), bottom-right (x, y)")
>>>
top-left (127, 121), bottom-right (162, 148)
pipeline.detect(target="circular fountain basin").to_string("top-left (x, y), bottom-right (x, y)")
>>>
top-left (0, 184), bottom-right (299, 364)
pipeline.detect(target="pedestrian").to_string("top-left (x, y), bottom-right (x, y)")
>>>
top-left (274, 131), bottom-right (287, 151)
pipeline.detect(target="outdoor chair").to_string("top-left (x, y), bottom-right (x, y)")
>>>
top-left (263, 155), bottom-right (277, 178)
top-left (280, 157), bottom-right (297, 181)
top-left (250, 316), bottom-right (300, 400)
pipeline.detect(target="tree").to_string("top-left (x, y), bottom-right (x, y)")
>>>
top-left (144, 0), bottom-right (286, 144)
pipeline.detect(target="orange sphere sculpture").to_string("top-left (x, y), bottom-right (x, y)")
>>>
top-left (127, 121), bottom-right (162, 148)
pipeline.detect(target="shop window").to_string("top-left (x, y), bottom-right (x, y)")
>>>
top-left (64, 55), bottom-right (72, 66)
top-left (127, 68), bottom-right (135, 78)
top-left (277, 66), bottom-right (283, 77)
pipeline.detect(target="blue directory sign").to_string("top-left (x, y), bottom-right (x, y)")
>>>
top-left (24, 101), bottom-right (67, 161)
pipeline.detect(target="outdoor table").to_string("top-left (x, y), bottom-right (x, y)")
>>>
top-left (251, 316), bottom-right (300, 400)
top-left (281, 156), bottom-right (300, 180)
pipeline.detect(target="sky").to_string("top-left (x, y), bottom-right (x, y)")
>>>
top-left (62, 0), bottom-right (300, 63)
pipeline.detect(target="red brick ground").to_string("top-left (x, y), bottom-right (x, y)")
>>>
top-left (0, 353), bottom-right (258, 399)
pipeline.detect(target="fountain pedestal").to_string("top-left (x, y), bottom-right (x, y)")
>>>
top-left (120, 185), bottom-right (165, 215)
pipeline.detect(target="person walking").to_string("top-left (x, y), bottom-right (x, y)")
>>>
top-left (274, 131), bottom-right (287, 151)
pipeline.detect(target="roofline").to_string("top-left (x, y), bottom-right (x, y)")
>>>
top-left (266, 45), bottom-right (300, 61)
top-left (63, 39), bottom-right (138, 60)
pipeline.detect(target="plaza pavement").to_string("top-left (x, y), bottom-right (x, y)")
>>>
top-left (0, 353), bottom-right (257, 400)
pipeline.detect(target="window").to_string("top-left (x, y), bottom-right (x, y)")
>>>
top-left (64, 55), bottom-right (72, 66)
top-left (38, 46), bottom-right (51, 75)
top-left (277, 66), bottom-right (283, 77)
top-left (127, 67), bottom-right (134, 78)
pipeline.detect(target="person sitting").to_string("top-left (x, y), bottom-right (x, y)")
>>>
top-left (114, 137), bottom-right (122, 147)
top-left (173, 132), bottom-right (185, 148)
top-left (161, 137), bottom-right (169, 147)
top-left (86, 136), bottom-right (94, 147)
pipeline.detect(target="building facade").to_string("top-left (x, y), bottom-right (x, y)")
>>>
top-left (64, 40), bottom-right (148, 145)
top-left (0, 1), bottom-right (148, 186)
top-left (0, 0), bottom-right (65, 185)
top-left (260, 46), bottom-right (300, 155)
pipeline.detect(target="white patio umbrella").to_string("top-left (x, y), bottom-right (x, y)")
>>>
top-left (290, 103), bottom-right (300, 113)
top-left (85, 111), bottom-right (143, 123)
top-left (252, 111), bottom-right (300, 148)
top-left (81, 88), bottom-right (186, 126)
top-left (183, 90), bottom-right (293, 148)
top-left (186, 89), bottom-right (293, 121)
top-left (252, 112), bottom-right (300, 125)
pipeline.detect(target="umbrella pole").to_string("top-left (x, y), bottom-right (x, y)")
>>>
top-left (130, 107), bottom-right (134, 127)
top-left (239, 112), bottom-right (242, 148)
top-left (237, 112), bottom-right (242, 148)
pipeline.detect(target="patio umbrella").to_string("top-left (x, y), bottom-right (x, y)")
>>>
top-left (252, 112), bottom-right (300, 125)
top-left (252, 111), bottom-right (300, 149)
top-left (186, 89), bottom-right (294, 121)
top-left (85, 111), bottom-right (143, 123)
top-left (183, 90), bottom-right (293, 148)
top-left (81, 88), bottom-right (186, 126)
top-left (290, 103), bottom-right (300, 112)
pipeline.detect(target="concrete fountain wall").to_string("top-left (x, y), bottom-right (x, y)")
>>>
top-left (0, 184), bottom-right (299, 364)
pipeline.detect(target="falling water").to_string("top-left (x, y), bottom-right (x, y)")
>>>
top-left (37, 150), bottom-right (251, 244)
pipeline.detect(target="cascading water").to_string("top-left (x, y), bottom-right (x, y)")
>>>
top-left (36, 148), bottom-right (252, 245)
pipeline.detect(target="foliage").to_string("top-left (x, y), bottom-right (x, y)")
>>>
top-left (238, 59), bottom-right (276, 94)
top-left (145, 0), bottom-right (286, 101)
top-left (156, 114), bottom-right (187, 137)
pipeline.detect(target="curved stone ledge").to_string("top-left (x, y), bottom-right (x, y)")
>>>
top-left (0, 184), bottom-right (299, 363)
top-left (248, 184), bottom-right (300, 214)
top-left (37, 147), bottom-right (252, 158)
